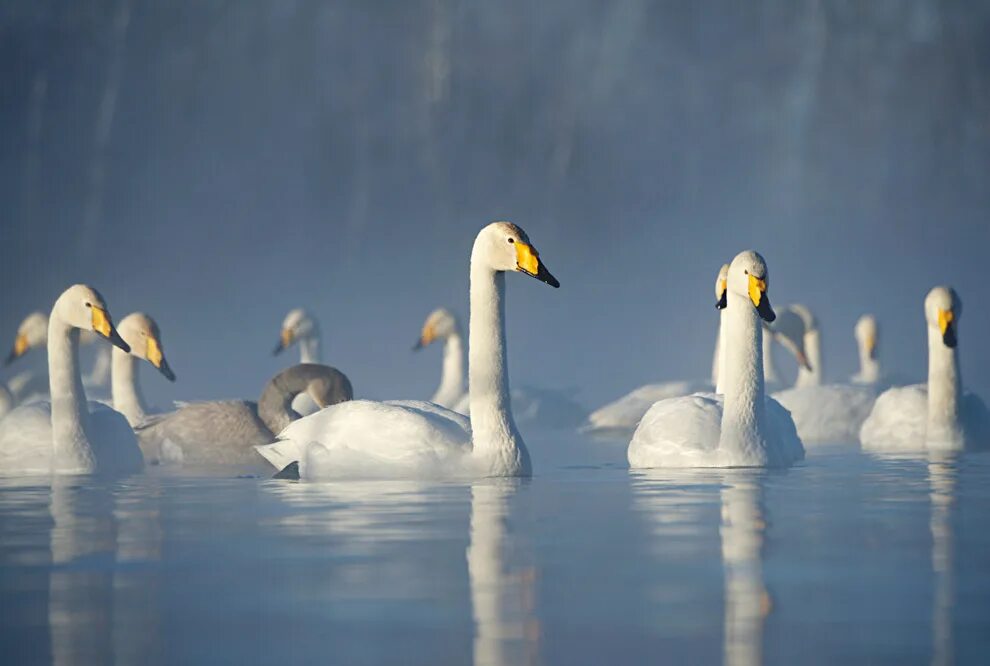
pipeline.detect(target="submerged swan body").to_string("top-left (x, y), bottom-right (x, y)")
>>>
top-left (137, 364), bottom-right (352, 466)
top-left (861, 287), bottom-right (989, 453)
top-left (256, 222), bottom-right (560, 479)
top-left (0, 285), bottom-right (142, 475)
top-left (628, 252), bottom-right (804, 468)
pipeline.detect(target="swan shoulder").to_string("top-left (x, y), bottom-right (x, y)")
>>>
top-left (628, 392), bottom-right (724, 468)
top-left (772, 383), bottom-right (878, 444)
top-left (860, 384), bottom-right (928, 451)
top-left (587, 380), bottom-right (710, 434)
top-left (136, 400), bottom-right (270, 465)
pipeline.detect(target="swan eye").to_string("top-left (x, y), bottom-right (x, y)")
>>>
top-left (507, 238), bottom-right (515, 244)
top-left (744, 270), bottom-right (748, 275)
top-left (85, 302), bottom-right (92, 308)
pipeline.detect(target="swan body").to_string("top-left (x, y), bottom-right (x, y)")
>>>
top-left (137, 363), bottom-right (352, 466)
top-left (0, 285), bottom-right (142, 475)
top-left (861, 287), bottom-right (989, 452)
top-left (273, 308), bottom-right (323, 416)
top-left (628, 252), bottom-right (804, 468)
top-left (257, 221), bottom-right (560, 480)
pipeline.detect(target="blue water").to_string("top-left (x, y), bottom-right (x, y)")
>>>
top-left (1, 437), bottom-right (989, 665)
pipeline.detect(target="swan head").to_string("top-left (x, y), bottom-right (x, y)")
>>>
top-left (271, 363), bottom-right (351, 409)
top-left (925, 286), bottom-right (960, 349)
top-left (413, 308), bottom-right (460, 350)
top-left (118, 313), bottom-right (176, 381)
top-left (854, 314), bottom-right (878, 359)
top-left (4, 311), bottom-right (48, 366)
top-left (474, 222), bottom-right (559, 288)
top-left (52, 285), bottom-right (130, 353)
top-left (728, 251), bottom-right (775, 323)
top-left (715, 263), bottom-right (729, 310)
top-left (769, 306), bottom-right (814, 371)
top-left (273, 308), bottom-right (319, 356)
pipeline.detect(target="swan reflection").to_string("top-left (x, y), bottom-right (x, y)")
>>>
top-left (927, 453), bottom-right (956, 666)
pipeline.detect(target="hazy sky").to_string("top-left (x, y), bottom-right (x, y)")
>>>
top-left (1, 1), bottom-right (988, 410)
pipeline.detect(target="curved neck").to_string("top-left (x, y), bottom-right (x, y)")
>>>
top-left (719, 291), bottom-right (768, 463)
top-left (111, 347), bottom-right (148, 427)
top-left (927, 326), bottom-right (962, 446)
top-left (48, 318), bottom-right (96, 472)
top-left (468, 260), bottom-right (530, 476)
top-left (796, 329), bottom-right (821, 387)
top-left (856, 340), bottom-right (880, 384)
top-left (257, 380), bottom-right (300, 436)
top-left (299, 336), bottom-right (321, 364)
top-left (715, 311), bottom-right (728, 393)
top-left (432, 329), bottom-right (466, 408)
top-left (761, 327), bottom-right (777, 384)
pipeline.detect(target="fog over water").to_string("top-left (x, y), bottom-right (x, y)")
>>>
top-left (2, 1), bottom-right (988, 409)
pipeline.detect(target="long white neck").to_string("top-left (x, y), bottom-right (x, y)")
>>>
top-left (795, 329), bottom-right (821, 387)
top-left (761, 328), bottom-right (778, 385)
top-left (432, 329), bottom-right (466, 408)
top-left (48, 317), bottom-right (96, 472)
top-left (855, 340), bottom-right (880, 384)
top-left (298, 336), bottom-right (321, 364)
top-left (719, 291), bottom-right (769, 465)
top-left (715, 311), bottom-right (729, 394)
top-left (926, 326), bottom-right (963, 448)
top-left (468, 255), bottom-right (530, 476)
top-left (111, 347), bottom-right (148, 427)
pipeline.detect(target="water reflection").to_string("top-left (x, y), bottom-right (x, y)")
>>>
top-left (927, 453), bottom-right (956, 666)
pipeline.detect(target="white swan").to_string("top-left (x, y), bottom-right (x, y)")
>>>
top-left (0, 285), bottom-right (143, 475)
top-left (273, 308), bottom-right (323, 416)
top-left (136, 363), bottom-right (352, 466)
top-left (628, 251), bottom-right (804, 468)
top-left (770, 306), bottom-right (879, 444)
top-left (414, 307), bottom-right (466, 409)
top-left (111, 313), bottom-right (176, 427)
top-left (256, 221), bottom-right (560, 479)
top-left (414, 307), bottom-right (586, 429)
top-left (860, 287), bottom-right (989, 452)
top-left (584, 264), bottom-right (729, 436)
top-left (850, 314), bottom-right (881, 385)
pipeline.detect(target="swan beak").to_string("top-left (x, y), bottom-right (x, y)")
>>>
top-left (516, 243), bottom-right (560, 288)
top-left (308, 387), bottom-right (329, 409)
top-left (273, 328), bottom-right (293, 356)
top-left (147, 336), bottom-right (176, 381)
top-left (92, 307), bottom-right (130, 354)
top-left (5, 333), bottom-right (29, 365)
top-left (748, 275), bottom-right (775, 322)
top-left (938, 309), bottom-right (957, 348)
top-left (716, 279), bottom-right (728, 310)
top-left (413, 324), bottom-right (436, 351)
top-left (866, 332), bottom-right (877, 359)
top-left (795, 348), bottom-right (813, 372)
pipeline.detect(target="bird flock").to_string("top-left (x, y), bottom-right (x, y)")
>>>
top-left (0, 221), bottom-right (986, 479)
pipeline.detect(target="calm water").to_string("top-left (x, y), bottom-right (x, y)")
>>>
top-left (1, 436), bottom-right (988, 665)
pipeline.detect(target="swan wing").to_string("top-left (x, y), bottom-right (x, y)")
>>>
top-left (586, 380), bottom-right (710, 434)
top-left (137, 401), bottom-right (269, 466)
top-left (87, 401), bottom-right (144, 474)
top-left (765, 397), bottom-right (806, 466)
top-left (772, 384), bottom-right (878, 444)
top-left (628, 393), bottom-right (724, 468)
top-left (860, 384), bottom-right (928, 452)
top-left (0, 402), bottom-right (54, 473)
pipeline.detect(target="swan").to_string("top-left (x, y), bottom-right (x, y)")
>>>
top-left (111, 313), bottom-right (176, 427)
top-left (860, 287), bottom-right (989, 452)
top-left (413, 307), bottom-right (466, 409)
top-left (273, 308), bottom-right (323, 416)
top-left (627, 251), bottom-right (804, 468)
top-left (850, 314), bottom-right (881, 385)
top-left (414, 307), bottom-right (586, 428)
top-left (769, 305), bottom-right (879, 444)
top-left (135, 363), bottom-right (352, 466)
top-left (0, 285), bottom-right (143, 475)
top-left (583, 264), bottom-right (729, 436)
top-left (255, 221), bottom-right (560, 479)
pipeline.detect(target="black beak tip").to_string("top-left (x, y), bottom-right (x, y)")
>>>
top-left (943, 327), bottom-right (958, 349)
top-left (272, 342), bottom-right (285, 356)
top-left (160, 363), bottom-right (176, 382)
top-left (757, 299), bottom-right (776, 323)
top-left (716, 292), bottom-right (728, 310)
top-left (108, 329), bottom-right (130, 354)
top-left (412, 341), bottom-right (424, 352)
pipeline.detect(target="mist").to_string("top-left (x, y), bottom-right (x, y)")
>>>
top-left (2, 1), bottom-right (988, 411)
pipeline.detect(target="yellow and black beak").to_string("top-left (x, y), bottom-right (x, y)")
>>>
top-left (5, 333), bottom-right (30, 366)
top-left (937, 309), bottom-right (957, 349)
top-left (273, 328), bottom-right (294, 356)
top-left (515, 242), bottom-right (560, 288)
top-left (146, 336), bottom-right (176, 382)
top-left (748, 275), bottom-right (775, 323)
top-left (92, 306), bottom-right (130, 354)
top-left (866, 332), bottom-right (877, 360)
top-left (716, 279), bottom-right (728, 310)
top-left (413, 324), bottom-right (436, 351)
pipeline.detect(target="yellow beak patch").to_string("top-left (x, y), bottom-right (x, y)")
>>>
top-left (147, 336), bottom-right (164, 368)
top-left (748, 275), bottom-right (767, 308)
top-left (515, 243), bottom-right (541, 276)
top-left (937, 309), bottom-right (954, 336)
top-left (865, 332), bottom-right (876, 356)
top-left (91, 307), bottom-right (112, 338)
top-left (280, 328), bottom-right (294, 348)
top-left (12, 333), bottom-right (29, 358)
top-left (717, 278), bottom-right (727, 301)
top-left (419, 323), bottom-right (437, 347)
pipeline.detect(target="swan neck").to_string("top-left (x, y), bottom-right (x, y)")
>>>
top-left (796, 329), bottom-right (821, 387)
top-left (719, 292), bottom-right (768, 462)
top-left (927, 326), bottom-right (962, 445)
top-left (111, 347), bottom-right (148, 427)
top-left (432, 328), bottom-right (466, 408)
top-left (856, 341), bottom-right (880, 384)
top-left (468, 258), bottom-right (529, 476)
top-left (48, 318), bottom-right (95, 471)
top-left (257, 379), bottom-right (297, 436)
top-left (299, 336), bottom-right (321, 364)
top-left (715, 311), bottom-right (728, 394)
